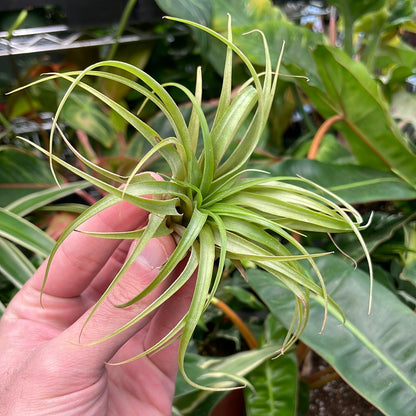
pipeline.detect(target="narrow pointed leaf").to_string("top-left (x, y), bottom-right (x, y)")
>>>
top-left (174, 345), bottom-right (280, 415)
top-left (0, 207), bottom-right (54, 256)
top-left (5, 181), bottom-right (89, 217)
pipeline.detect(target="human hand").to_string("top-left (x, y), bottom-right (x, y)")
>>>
top-left (0, 199), bottom-right (195, 416)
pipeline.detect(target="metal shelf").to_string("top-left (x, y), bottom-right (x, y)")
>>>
top-left (0, 25), bottom-right (155, 56)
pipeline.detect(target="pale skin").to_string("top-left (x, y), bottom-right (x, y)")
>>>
top-left (0, 199), bottom-right (195, 416)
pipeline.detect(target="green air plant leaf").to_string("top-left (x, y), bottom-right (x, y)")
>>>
top-left (12, 16), bottom-right (372, 389)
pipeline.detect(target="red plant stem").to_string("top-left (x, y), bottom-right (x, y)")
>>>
top-left (307, 114), bottom-right (344, 160)
top-left (329, 6), bottom-right (337, 46)
top-left (211, 297), bottom-right (258, 350)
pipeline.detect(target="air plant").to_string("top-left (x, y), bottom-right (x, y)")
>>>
top-left (14, 16), bottom-right (371, 390)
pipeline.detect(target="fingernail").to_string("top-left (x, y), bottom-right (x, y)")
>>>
top-left (137, 239), bottom-right (169, 269)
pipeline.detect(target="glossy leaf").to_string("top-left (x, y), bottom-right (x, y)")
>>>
top-left (0, 147), bottom-right (57, 206)
top-left (248, 255), bottom-right (416, 416)
top-left (5, 181), bottom-right (89, 217)
top-left (60, 92), bottom-right (117, 148)
top-left (154, 0), bottom-right (212, 49)
top-left (400, 260), bottom-right (416, 288)
top-left (245, 315), bottom-right (298, 416)
top-left (211, 0), bottom-right (324, 78)
top-left (268, 159), bottom-right (416, 204)
top-left (155, 0), bottom-right (211, 26)
top-left (295, 45), bottom-right (416, 185)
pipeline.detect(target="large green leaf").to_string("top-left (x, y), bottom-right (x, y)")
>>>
top-left (268, 159), bottom-right (416, 204)
top-left (157, 0), bottom-right (324, 79)
top-left (211, 0), bottom-right (324, 80)
top-left (0, 207), bottom-right (54, 257)
top-left (155, 0), bottom-right (211, 25)
top-left (295, 45), bottom-right (416, 185)
top-left (155, 0), bottom-right (212, 50)
top-left (248, 254), bottom-right (416, 416)
top-left (0, 147), bottom-right (58, 206)
top-left (174, 345), bottom-right (279, 415)
top-left (245, 315), bottom-right (298, 416)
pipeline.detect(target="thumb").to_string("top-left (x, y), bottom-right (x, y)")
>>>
top-left (45, 235), bottom-right (176, 373)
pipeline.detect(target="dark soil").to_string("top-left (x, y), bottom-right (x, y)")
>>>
top-left (305, 352), bottom-right (379, 416)
top-left (306, 378), bottom-right (378, 416)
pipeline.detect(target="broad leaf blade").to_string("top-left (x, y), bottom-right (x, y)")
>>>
top-left (245, 353), bottom-right (297, 416)
top-left (245, 315), bottom-right (298, 416)
top-left (174, 345), bottom-right (279, 415)
top-left (268, 159), bottom-right (416, 204)
top-left (297, 45), bottom-right (416, 185)
top-left (0, 147), bottom-right (58, 206)
top-left (248, 255), bottom-right (416, 416)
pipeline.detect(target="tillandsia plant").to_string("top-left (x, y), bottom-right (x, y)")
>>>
top-left (13, 16), bottom-right (371, 389)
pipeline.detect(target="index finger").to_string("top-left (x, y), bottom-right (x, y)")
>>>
top-left (31, 199), bottom-right (149, 299)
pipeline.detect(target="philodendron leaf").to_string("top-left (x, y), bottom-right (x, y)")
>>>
top-left (247, 254), bottom-right (416, 416)
top-left (0, 147), bottom-right (58, 206)
top-left (245, 315), bottom-right (298, 416)
top-left (268, 159), bottom-right (416, 204)
top-left (294, 45), bottom-right (416, 186)
top-left (174, 345), bottom-right (279, 415)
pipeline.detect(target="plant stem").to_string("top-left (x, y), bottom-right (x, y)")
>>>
top-left (211, 297), bottom-right (258, 350)
top-left (329, 6), bottom-right (337, 46)
top-left (106, 0), bottom-right (138, 60)
top-left (307, 114), bottom-right (343, 159)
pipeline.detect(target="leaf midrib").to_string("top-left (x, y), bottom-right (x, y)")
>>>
top-left (313, 293), bottom-right (416, 393)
